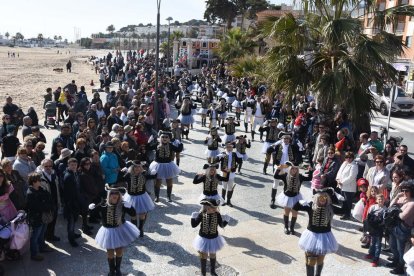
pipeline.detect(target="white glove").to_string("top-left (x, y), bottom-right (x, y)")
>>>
top-left (88, 203), bottom-right (96, 210)
top-left (299, 200), bottom-right (309, 206)
top-left (191, 212), bottom-right (199, 219)
top-left (150, 169), bottom-right (157, 175)
top-left (336, 192), bottom-right (345, 201)
top-left (121, 167), bottom-right (128, 173)
top-left (123, 201), bottom-right (132, 208)
top-left (222, 214), bottom-right (231, 222)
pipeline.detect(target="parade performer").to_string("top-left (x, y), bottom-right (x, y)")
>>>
top-left (90, 185), bottom-right (140, 276)
top-left (242, 91), bottom-right (255, 133)
top-left (123, 162), bottom-right (156, 237)
top-left (198, 94), bottom-right (210, 127)
top-left (149, 131), bottom-right (182, 202)
top-left (273, 162), bottom-right (311, 233)
top-left (234, 135), bottom-right (251, 173)
top-left (217, 98), bottom-right (228, 127)
top-left (251, 96), bottom-right (266, 141)
top-left (170, 119), bottom-right (184, 166)
top-left (221, 116), bottom-right (240, 145)
top-left (216, 143), bottom-right (239, 207)
top-left (206, 102), bottom-right (219, 129)
top-left (293, 188), bottom-right (342, 276)
top-left (204, 127), bottom-right (222, 164)
top-left (193, 163), bottom-right (229, 205)
top-left (232, 88), bottom-right (244, 121)
top-left (191, 198), bottom-right (231, 276)
top-left (260, 119), bottom-right (281, 149)
top-left (177, 97), bottom-right (197, 139)
top-left (263, 133), bottom-right (300, 175)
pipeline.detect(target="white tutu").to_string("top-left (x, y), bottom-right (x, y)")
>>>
top-left (298, 229), bottom-right (338, 255)
top-left (149, 161), bottom-right (181, 179)
top-left (219, 112), bottom-right (227, 119)
top-left (236, 152), bottom-right (248, 161)
top-left (95, 222), bottom-right (140, 250)
top-left (205, 149), bottom-right (220, 158)
top-left (216, 90), bottom-right (224, 97)
top-left (191, 109), bottom-right (197, 115)
top-left (222, 134), bottom-right (236, 144)
top-left (261, 142), bottom-right (274, 154)
top-left (193, 234), bottom-right (226, 254)
top-left (172, 139), bottom-right (183, 152)
top-left (124, 192), bottom-right (155, 213)
top-left (198, 193), bottom-right (225, 206)
top-left (232, 100), bottom-right (242, 108)
top-left (198, 108), bottom-right (208, 115)
top-left (177, 114), bottom-right (194, 125)
top-left (224, 95), bottom-right (235, 104)
top-left (276, 193), bottom-right (303, 208)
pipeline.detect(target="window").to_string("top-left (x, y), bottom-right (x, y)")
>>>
top-left (202, 42), bottom-right (207, 48)
top-left (406, 36), bottom-right (412, 48)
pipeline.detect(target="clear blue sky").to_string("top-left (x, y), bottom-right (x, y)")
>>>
top-left (0, 0), bottom-right (288, 42)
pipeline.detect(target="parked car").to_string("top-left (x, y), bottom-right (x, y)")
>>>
top-left (369, 84), bottom-right (414, 116)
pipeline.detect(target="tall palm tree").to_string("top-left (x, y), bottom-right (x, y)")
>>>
top-left (171, 30), bottom-right (184, 41)
top-left (218, 27), bottom-right (256, 63)
top-left (259, 0), bottom-right (414, 132)
top-left (5, 32), bottom-right (9, 39)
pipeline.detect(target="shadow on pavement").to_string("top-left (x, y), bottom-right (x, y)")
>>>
top-left (225, 237), bottom-right (296, 264)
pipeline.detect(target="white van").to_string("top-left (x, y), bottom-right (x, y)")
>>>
top-left (369, 84), bottom-right (414, 116)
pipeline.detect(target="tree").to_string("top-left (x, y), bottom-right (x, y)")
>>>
top-left (123, 39), bottom-right (128, 50)
top-left (171, 31), bottom-right (184, 41)
top-left (131, 40), bottom-right (137, 49)
top-left (204, 0), bottom-right (237, 30)
top-left (5, 32), bottom-right (9, 39)
top-left (173, 20), bottom-right (180, 26)
top-left (188, 28), bottom-right (198, 38)
top-left (218, 27), bottom-right (256, 62)
top-left (106, 24), bottom-right (115, 34)
top-left (80, 38), bottom-right (92, 48)
top-left (258, 1), bottom-right (414, 132)
top-left (54, 35), bottom-right (58, 41)
top-left (37, 33), bottom-right (44, 46)
top-left (15, 32), bottom-right (24, 45)
top-left (58, 35), bottom-right (62, 42)
top-left (160, 41), bottom-right (173, 54)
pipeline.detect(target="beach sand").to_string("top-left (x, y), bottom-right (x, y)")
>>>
top-left (0, 46), bottom-right (108, 117)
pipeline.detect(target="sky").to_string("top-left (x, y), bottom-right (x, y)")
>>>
top-left (0, 0), bottom-right (288, 42)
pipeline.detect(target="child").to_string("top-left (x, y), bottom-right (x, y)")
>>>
top-left (90, 185), bottom-right (140, 276)
top-left (310, 156), bottom-right (325, 194)
top-left (403, 229), bottom-right (414, 276)
top-left (361, 185), bottom-right (379, 248)
top-left (191, 198), bottom-right (231, 276)
top-left (204, 127), bottom-right (222, 164)
top-left (234, 135), bottom-right (250, 173)
top-left (365, 194), bottom-right (387, 267)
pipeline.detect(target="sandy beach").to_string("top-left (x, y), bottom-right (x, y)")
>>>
top-left (0, 46), bottom-right (108, 117)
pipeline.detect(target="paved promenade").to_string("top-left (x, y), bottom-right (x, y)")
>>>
top-left (3, 92), bottom-right (390, 276)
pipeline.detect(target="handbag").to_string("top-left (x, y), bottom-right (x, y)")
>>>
top-left (41, 211), bottom-right (54, 224)
top-left (10, 221), bottom-right (29, 251)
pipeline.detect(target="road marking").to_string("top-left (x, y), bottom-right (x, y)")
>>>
top-left (373, 117), bottom-right (414, 133)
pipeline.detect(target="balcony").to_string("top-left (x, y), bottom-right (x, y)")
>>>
top-left (398, 0), bottom-right (409, 5)
top-left (396, 22), bottom-right (406, 35)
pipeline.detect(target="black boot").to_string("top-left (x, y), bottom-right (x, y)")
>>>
top-left (115, 256), bottom-right (122, 276)
top-left (290, 217), bottom-right (297, 235)
top-left (82, 216), bottom-right (93, 235)
top-left (306, 265), bottom-right (315, 276)
top-left (390, 263), bottom-right (405, 274)
top-left (221, 189), bottom-right (227, 206)
top-left (131, 218), bottom-right (137, 226)
top-left (154, 186), bottom-right (160, 202)
top-left (251, 130), bottom-right (255, 141)
top-left (270, 188), bottom-right (277, 209)
top-left (176, 158), bottom-right (180, 166)
top-left (244, 122), bottom-right (248, 133)
top-left (263, 162), bottom-right (268, 175)
top-left (200, 258), bottom-right (207, 276)
top-left (237, 161), bottom-right (242, 173)
top-left (167, 185), bottom-right (173, 202)
top-left (138, 217), bottom-right (146, 238)
top-left (210, 258), bottom-right (217, 276)
top-left (283, 215), bottom-right (290, 235)
top-left (227, 191), bottom-right (234, 207)
top-left (315, 264), bottom-right (324, 276)
top-left (107, 258), bottom-right (116, 276)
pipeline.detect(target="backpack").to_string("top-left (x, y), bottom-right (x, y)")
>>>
top-left (383, 205), bottom-right (401, 230)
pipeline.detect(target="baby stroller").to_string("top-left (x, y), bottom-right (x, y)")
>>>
top-left (0, 211), bottom-right (29, 262)
top-left (44, 101), bottom-right (57, 128)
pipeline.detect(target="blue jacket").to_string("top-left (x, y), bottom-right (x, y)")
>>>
top-left (100, 151), bottom-right (119, 184)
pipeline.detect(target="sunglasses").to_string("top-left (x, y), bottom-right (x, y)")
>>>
top-left (345, 156), bottom-right (352, 159)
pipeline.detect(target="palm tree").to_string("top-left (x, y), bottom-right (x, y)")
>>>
top-left (37, 33), bottom-right (44, 46)
top-left (218, 27), bottom-right (256, 63)
top-left (15, 32), bottom-right (24, 45)
top-left (54, 35), bottom-right (58, 41)
top-left (171, 30), bottom-right (184, 41)
top-left (106, 25), bottom-right (115, 35)
top-left (258, 1), bottom-right (414, 132)
top-left (58, 35), bottom-right (62, 43)
top-left (5, 32), bottom-right (9, 39)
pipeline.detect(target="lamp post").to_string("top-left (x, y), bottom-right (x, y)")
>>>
top-left (166, 16), bottom-right (173, 76)
top-left (154, 0), bottom-right (161, 130)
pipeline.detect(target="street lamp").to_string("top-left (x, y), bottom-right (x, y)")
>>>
top-left (166, 16), bottom-right (173, 76)
top-left (154, 0), bottom-right (161, 130)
